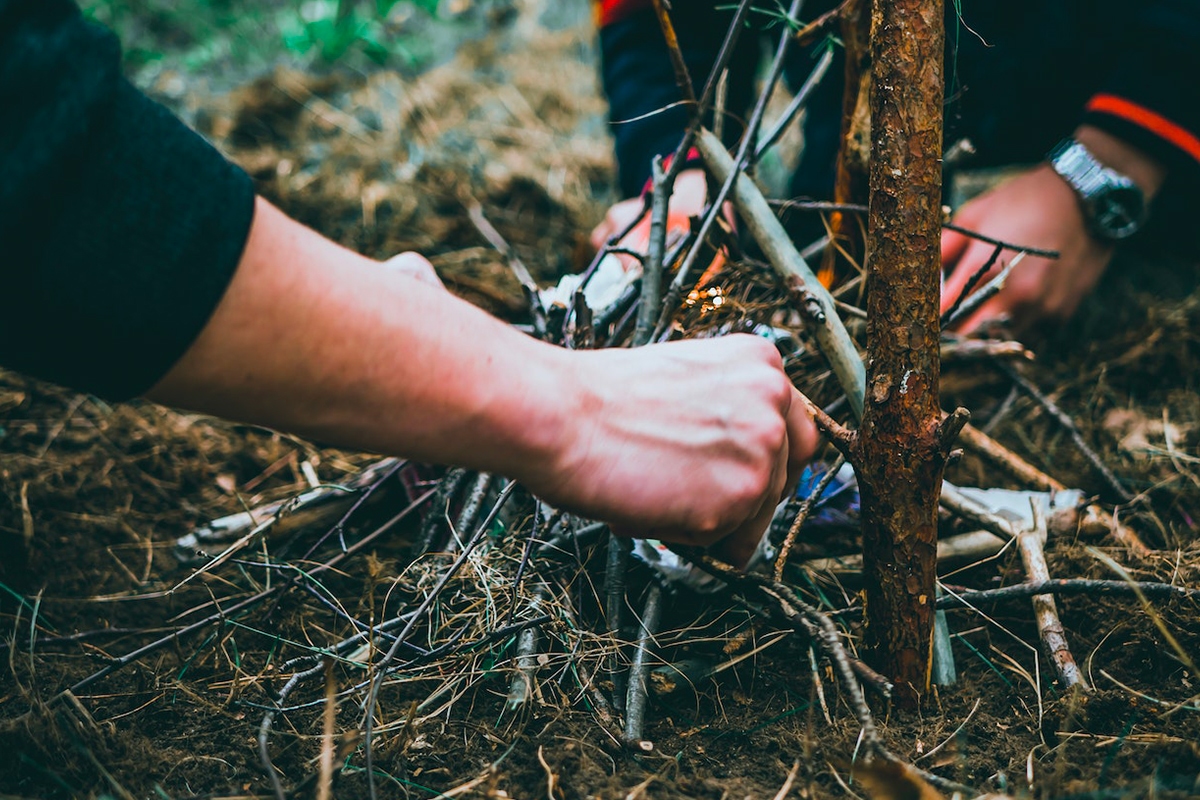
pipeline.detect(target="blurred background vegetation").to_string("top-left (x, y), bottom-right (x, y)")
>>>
top-left (78, 0), bottom-right (489, 87)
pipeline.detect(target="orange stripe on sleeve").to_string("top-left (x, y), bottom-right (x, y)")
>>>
top-left (595, 0), bottom-right (653, 27)
top-left (1087, 93), bottom-right (1200, 164)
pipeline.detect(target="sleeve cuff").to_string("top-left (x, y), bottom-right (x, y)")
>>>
top-left (1082, 93), bottom-right (1200, 172)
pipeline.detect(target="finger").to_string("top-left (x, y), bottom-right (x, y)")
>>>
top-left (590, 217), bottom-right (614, 252)
top-left (957, 295), bottom-right (1013, 336)
top-left (782, 386), bottom-right (820, 500)
top-left (591, 198), bottom-right (647, 251)
top-left (940, 226), bottom-right (971, 270)
top-left (716, 435), bottom-right (790, 569)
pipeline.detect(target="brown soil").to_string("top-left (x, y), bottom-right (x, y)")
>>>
top-left (2, 4), bottom-right (1199, 799)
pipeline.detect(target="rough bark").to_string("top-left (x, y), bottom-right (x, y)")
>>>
top-left (855, 0), bottom-right (946, 709)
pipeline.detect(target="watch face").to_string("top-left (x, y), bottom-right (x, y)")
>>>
top-left (1091, 185), bottom-right (1146, 241)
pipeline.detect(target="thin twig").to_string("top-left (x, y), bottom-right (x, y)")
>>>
top-left (774, 455), bottom-right (846, 581)
top-left (754, 46), bottom-right (834, 162)
top-left (635, 156), bottom-right (670, 347)
top-left (623, 584), bottom-right (664, 749)
top-left (937, 579), bottom-right (1199, 607)
top-left (942, 251), bottom-right (1026, 328)
top-left (1018, 502), bottom-right (1088, 690)
top-left (943, 221), bottom-right (1060, 258)
top-left (605, 533), bottom-right (631, 712)
top-left (650, 0), bottom-right (697, 115)
top-left (465, 200), bottom-right (548, 338)
top-left (992, 360), bottom-right (1134, 502)
top-left (940, 242), bottom-right (1003, 326)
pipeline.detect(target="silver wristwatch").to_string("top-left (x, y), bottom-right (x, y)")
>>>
top-left (1047, 138), bottom-right (1146, 241)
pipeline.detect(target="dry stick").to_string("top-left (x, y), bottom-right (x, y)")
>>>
top-left (261, 664), bottom-right (322, 800)
top-left (571, 289), bottom-right (595, 350)
top-left (506, 583), bottom-right (546, 711)
top-left (649, 0), bottom-right (809, 343)
top-left (953, 422), bottom-right (1151, 557)
top-left (937, 579), bottom-right (1199, 607)
top-left (623, 583), bottom-right (664, 749)
top-left (774, 455), bottom-right (847, 582)
top-left (605, 533), bottom-right (632, 712)
top-left (450, 472), bottom-right (495, 549)
top-left (412, 468), bottom-right (469, 557)
top-left (1019, 503), bottom-right (1089, 690)
top-left (768, 199), bottom-right (1062, 260)
top-left (754, 46), bottom-right (835, 163)
top-left (695, 127), bottom-right (866, 419)
top-left (992, 359), bottom-right (1134, 503)
top-left (71, 488), bottom-right (437, 697)
top-left (301, 458), bottom-right (410, 558)
top-left (178, 457), bottom-right (403, 558)
top-left (317, 658), bottom-right (337, 800)
top-left (939, 485), bottom-right (1087, 690)
top-left (465, 200), bottom-right (548, 339)
top-left (939, 242), bottom-right (1003, 326)
top-left (506, 506), bottom-right (546, 627)
top-left (634, 156), bottom-right (670, 347)
top-left (942, 222), bottom-right (1060, 258)
top-left (564, 213), bottom-right (648, 340)
top-left (940, 338), bottom-right (1031, 364)
top-left (650, 0), bottom-right (696, 109)
top-left (364, 481), bottom-right (516, 800)
top-left (633, 0), bottom-right (702, 349)
top-left (942, 251), bottom-right (1026, 328)
top-left (801, 530), bottom-right (1008, 578)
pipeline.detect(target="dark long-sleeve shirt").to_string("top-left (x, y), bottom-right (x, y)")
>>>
top-left (0, 0), bottom-right (255, 400)
top-left (595, 0), bottom-right (1200, 215)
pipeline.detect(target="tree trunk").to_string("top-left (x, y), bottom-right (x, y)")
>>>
top-left (855, 0), bottom-right (946, 709)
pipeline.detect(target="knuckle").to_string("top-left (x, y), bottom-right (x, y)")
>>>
top-left (729, 469), bottom-right (768, 518)
top-left (688, 512), bottom-right (726, 544)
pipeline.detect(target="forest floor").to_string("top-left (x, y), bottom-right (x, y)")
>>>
top-left (2, 2), bottom-right (1199, 798)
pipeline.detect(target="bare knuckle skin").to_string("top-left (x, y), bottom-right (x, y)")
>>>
top-left (687, 511), bottom-right (729, 545)
top-left (726, 470), bottom-right (769, 523)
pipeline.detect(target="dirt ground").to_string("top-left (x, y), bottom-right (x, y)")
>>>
top-left (3, 3), bottom-right (1200, 798)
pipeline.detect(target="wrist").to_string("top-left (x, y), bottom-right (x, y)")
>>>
top-left (473, 337), bottom-right (581, 485)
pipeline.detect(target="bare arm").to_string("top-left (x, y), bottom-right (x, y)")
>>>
top-left (150, 198), bottom-right (818, 563)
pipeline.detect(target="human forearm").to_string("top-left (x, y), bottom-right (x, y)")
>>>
top-left (149, 198), bottom-right (571, 479)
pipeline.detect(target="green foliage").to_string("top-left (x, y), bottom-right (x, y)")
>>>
top-left (281, 0), bottom-right (442, 66)
top-left (78, 0), bottom-right (457, 77)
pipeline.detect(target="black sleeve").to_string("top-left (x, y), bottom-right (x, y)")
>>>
top-left (597, 3), bottom-right (761, 198)
top-left (1078, 0), bottom-right (1200, 179)
top-left (0, 0), bottom-right (255, 400)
